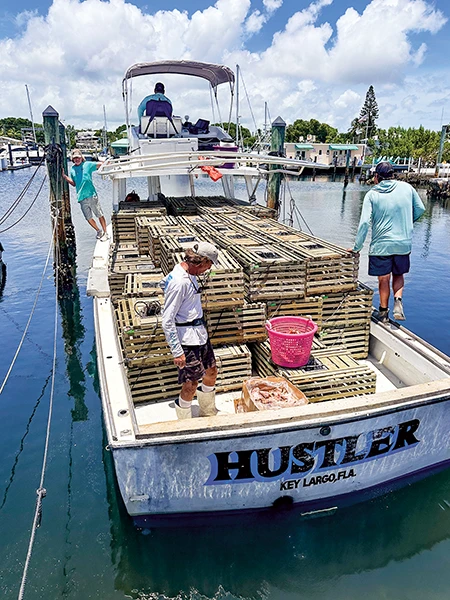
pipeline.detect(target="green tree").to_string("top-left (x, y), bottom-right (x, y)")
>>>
top-left (65, 124), bottom-right (76, 148)
top-left (285, 119), bottom-right (339, 143)
top-left (375, 126), bottom-right (446, 164)
top-left (212, 122), bottom-right (255, 148)
top-left (358, 85), bottom-right (379, 139)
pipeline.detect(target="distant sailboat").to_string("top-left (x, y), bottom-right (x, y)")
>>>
top-left (98, 105), bottom-right (109, 161)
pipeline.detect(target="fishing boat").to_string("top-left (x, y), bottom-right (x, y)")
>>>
top-left (88, 60), bottom-right (450, 526)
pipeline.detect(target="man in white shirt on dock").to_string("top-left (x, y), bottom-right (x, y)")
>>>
top-left (161, 242), bottom-right (220, 419)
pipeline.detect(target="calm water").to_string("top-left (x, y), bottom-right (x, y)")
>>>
top-left (1, 167), bottom-right (450, 599)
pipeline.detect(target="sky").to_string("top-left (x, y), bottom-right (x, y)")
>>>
top-left (0, 0), bottom-right (449, 134)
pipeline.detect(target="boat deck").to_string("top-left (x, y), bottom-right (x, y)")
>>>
top-left (133, 356), bottom-right (404, 427)
top-left (88, 197), bottom-right (450, 441)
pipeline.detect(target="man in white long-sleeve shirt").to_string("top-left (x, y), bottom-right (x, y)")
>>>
top-left (161, 242), bottom-right (219, 419)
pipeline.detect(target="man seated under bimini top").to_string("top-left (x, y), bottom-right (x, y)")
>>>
top-left (137, 82), bottom-right (172, 121)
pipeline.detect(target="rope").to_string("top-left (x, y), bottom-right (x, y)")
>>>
top-left (17, 221), bottom-right (59, 600)
top-left (0, 157), bottom-right (45, 226)
top-left (0, 373), bottom-right (52, 512)
top-left (240, 68), bottom-right (258, 134)
top-left (0, 214), bottom-right (56, 395)
top-left (284, 177), bottom-right (314, 235)
top-left (0, 175), bottom-right (47, 234)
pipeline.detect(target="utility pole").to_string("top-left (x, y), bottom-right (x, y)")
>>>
top-left (267, 116), bottom-right (286, 212)
top-left (43, 105), bottom-right (77, 295)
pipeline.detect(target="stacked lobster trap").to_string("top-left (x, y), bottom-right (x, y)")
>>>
top-left (108, 195), bottom-right (374, 406)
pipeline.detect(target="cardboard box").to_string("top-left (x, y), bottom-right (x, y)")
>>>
top-left (241, 376), bottom-right (308, 412)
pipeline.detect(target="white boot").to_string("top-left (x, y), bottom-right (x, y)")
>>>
top-left (175, 403), bottom-right (192, 420)
top-left (197, 389), bottom-right (218, 417)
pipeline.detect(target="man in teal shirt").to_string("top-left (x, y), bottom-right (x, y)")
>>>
top-left (137, 82), bottom-right (172, 121)
top-left (351, 162), bottom-right (425, 322)
top-left (63, 149), bottom-right (108, 240)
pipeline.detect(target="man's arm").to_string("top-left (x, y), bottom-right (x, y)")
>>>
top-left (161, 280), bottom-right (187, 365)
top-left (62, 171), bottom-right (75, 186)
top-left (412, 188), bottom-right (425, 222)
top-left (352, 192), bottom-right (373, 253)
top-left (137, 96), bottom-right (149, 121)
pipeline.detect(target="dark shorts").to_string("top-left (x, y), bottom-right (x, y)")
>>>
top-left (368, 254), bottom-right (410, 276)
top-left (178, 339), bottom-right (216, 384)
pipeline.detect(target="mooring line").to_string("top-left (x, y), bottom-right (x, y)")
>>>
top-left (0, 373), bottom-right (52, 512)
top-left (17, 228), bottom-right (59, 600)
top-left (0, 157), bottom-right (45, 226)
top-left (0, 213), bottom-right (57, 395)
top-left (0, 175), bottom-right (47, 234)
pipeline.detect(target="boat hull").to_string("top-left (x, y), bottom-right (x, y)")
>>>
top-left (111, 394), bottom-right (450, 522)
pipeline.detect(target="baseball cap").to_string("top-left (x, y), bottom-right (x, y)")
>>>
top-left (375, 161), bottom-right (394, 178)
top-left (71, 148), bottom-right (84, 161)
top-left (194, 241), bottom-right (219, 265)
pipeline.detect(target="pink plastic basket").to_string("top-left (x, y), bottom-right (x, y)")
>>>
top-left (265, 316), bottom-right (318, 368)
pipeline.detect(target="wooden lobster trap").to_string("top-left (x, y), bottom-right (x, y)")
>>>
top-left (252, 340), bottom-right (376, 402)
top-left (108, 254), bottom-right (158, 299)
top-left (205, 301), bottom-right (267, 346)
top-left (147, 224), bottom-right (189, 266)
top-left (135, 215), bottom-right (177, 255)
top-left (266, 296), bottom-right (323, 330)
top-left (159, 234), bottom-right (205, 275)
top-left (127, 344), bottom-right (252, 403)
top-left (226, 244), bottom-right (306, 302)
top-left (123, 271), bottom-right (164, 297)
top-left (115, 296), bottom-right (169, 367)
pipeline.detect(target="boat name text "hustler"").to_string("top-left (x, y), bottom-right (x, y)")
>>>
top-left (205, 419), bottom-right (420, 485)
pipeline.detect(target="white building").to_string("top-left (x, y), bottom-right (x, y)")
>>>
top-left (285, 141), bottom-right (366, 166)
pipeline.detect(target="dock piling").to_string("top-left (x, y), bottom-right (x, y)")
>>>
top-left (42, 105), bottom-right (77, 296)
top-left (268, 116), bottom-right (286, 212)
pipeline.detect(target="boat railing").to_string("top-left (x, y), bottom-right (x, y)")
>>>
top-left (98, 150), bottom-right (329, 178)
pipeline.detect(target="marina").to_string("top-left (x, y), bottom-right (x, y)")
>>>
top-left (1, 152), bottom-right (450, 596)
top-left (1, 0), bottom-right (450, 585)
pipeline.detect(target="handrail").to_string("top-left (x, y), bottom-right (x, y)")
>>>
top-left (98, 151), bottom-right (328, 178)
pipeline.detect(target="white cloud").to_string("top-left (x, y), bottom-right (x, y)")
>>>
top-left (401, 95), bottom-right (418, 110)
top-left (328, 0), bottom-right (446, 83)
top-left (263, 0), bottom-right (283, 13)
top-left (334, 89), bottom-right (361, 110)
top-left (245, 10), bottom-right (266, 34)
top-left (0, 0), bottom-right (448, 133)
top-left (245, 0), bottom-right (284, 35)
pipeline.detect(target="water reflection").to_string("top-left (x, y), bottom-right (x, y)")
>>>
top-left (103, 443), bottom-right (450, 600)
top-left (0, 261), bottom-right (6, 299)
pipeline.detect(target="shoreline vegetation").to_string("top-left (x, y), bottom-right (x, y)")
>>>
top-left (2, 116), bottom-right (448, 164)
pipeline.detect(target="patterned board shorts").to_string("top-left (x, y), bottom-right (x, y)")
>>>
top-left (79, 196), bottom-right (104, 221)
top-left (178, 339), bottom-right (216, 384)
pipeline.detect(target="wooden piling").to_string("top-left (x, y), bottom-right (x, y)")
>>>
top-left (343, 149), bottom-right (350, 187)
top-left (267, 116), bottom-right (286, 212)
top-left (43, 105), bottom-right (77, 295)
